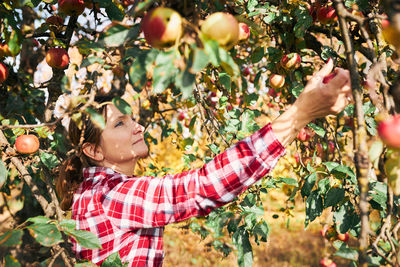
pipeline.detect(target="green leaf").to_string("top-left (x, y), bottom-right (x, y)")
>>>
top-left (333, 242), bottom-right (359, 261)
top-left (112, 97), bottom-right (132, 116)
top-left (8, 31), bottom-right (21, 56)
top-left (305, 190), bottom-right (323, 226)
top-left (294, 8), bottom-right (313, 38)
top-left (4, 254), bottom-right (21, 267)
top-left (28, 223), bottom-right (62, 247)
top-left (365, 116), bottom-right (377, 136)
top-left (219, 47), bottom-right (240, 76)
top-left (175, 69), bottom-right (195, 98)
top-left (253, 220), bottom-right (269, 242)
top-left (102, 24), bottom-right (140, 46)
top-left (0, 159), bottom-right (7, 188)
top-left (64, 229), bottom-right (102, 249)
top-left (233, 227), bottom-right (253, 267)
top-left (307, 122), bottom-right (326, 137)
top-left (81, 56), bottom-right (105, 68)
top-left (203, 38), bottom-right (221, 66)
top-left (192, 48), bottom-right (209, 72)
top-left (59, 219), bottom-right (76, 231)
top-left (331, 165), bottom-right (356, 184)
top-left (27, 216), bottom-right (50, 224)
top-left (325, 188), bottom-right (345, 207)
top-left (152, 51), bottom-right (177, 94)
top-left (289, 81), bottom-right (304, 98)
top-left (279, 177), bottom-right (298, 187)
top-left (333, 202), bottom-right (360, 234)
top-left (0, 230), bottom-right (23, 246)
top-left (323, 161), bottom-right (340, 172)
top-left (219, 72), bottom-right (231, 91)
top-left (101, 252), bottom-right (127, 267)
top-left (369, 140), bottom-right (383, 169)
top-left (369, 181), bottom-right (387, 210)
top-left (301, 172), bottom-right (317, 197)
top-left (251, 47), bottom-right (264, 64)
top-left (318, 178), bottom-right (330, 195)
top-left (207, 144), bottom-right (220, 154)
top-left (40, 152), bottom-right (59, 170)
top-left (86, 107), bottom-right (106, 129)
top-left (105, 3), bottom-right (125, 22)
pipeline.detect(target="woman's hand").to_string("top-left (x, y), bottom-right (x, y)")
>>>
top-left (294, 58), bottom-right (352, 121)
top-left (271, 59), bottom-right (352, 147)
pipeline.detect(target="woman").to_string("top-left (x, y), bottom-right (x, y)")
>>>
top-left (56, 59), bottom-right (352, 266)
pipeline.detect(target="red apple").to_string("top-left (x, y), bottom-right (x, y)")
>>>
top-left (0, 43), bottom-right (12, 58)
top-left (269, 74), bottom-right (285, 89)
top-left (238, 22), bottom-right (250, 41)
top-left (178, 111), bottom-right (186, 121)
top-left (46, 15), bottom-right (64, 32)
top-left (141, 7), bottom-right (182, 49)
top-left (294, 152), bottom-right (300, 164)
top-left (46, 48), bottom-right (70, 69)
top-left (381, 14), bottom-right (390, 29)
top-left (308, 4), bottom-right (319, 22)
top-left (323, 72), bottom-right (336, 84)
top-left (320, 258), bottom-right (337, 267)
top-left (0, 62), bottom-right (9, 83)
top-left (15, 135), bottom-right (40, 154)
top-left (297, 127), bottom-right (314, 142)
top-left (121, 0), bottom-right (135, 8)
top-left (201, 12), bottom-right (239, 49)
top-left (316, 143), bottom-right (324, 157)
top-left (337, 232), bottom-right (349, 242)
top-left (281, 53), bottom-right (301, 70)
top-left (317, 5), bottom-right (337, 25)
top-left (58, 0), bottom-right (85, 16)
top-left (378, 114), bottom-right (400, 148)
top-left (242, 67), bottom-right (251, 76)
top-left (328, 141), bottom-right (335, 153)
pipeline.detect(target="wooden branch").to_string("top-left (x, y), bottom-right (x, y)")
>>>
top-left (333, 1), bottom-right (372, 266)
top-left (0, 130), bottom-right (55, 217)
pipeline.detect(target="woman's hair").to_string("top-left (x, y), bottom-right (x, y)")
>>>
top-left (56, 96), bottom-right (112, 211)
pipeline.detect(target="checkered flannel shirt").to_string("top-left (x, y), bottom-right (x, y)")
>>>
top-left (71, 123), bottom-right (285, 266)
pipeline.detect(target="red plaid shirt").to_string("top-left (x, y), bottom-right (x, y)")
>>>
top-left (71, 123), bottom-right (285, 266)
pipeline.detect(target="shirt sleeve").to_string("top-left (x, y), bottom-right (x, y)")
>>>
top-left (102, 123), bottom-right (286, 230)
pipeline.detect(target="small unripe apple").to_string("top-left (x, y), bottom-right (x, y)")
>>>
top-left (46, 48), bottom-right (70, 69)
top-left (269, 74), bottom-right (285, 89)
top-left (141, 7), bottom-right (182, 49)
top-left (238, 22), bottom-right (250, 41)
top-left (15, 135), bottom-right (40, 154)
top-left (378, 114), bottom-right (400, 148)
top-left (337, 232), bottom-right (349, 242)
top-left (323, 72), bottom-right (336, 84)
top-left (58, 0), bottom-right (85, 16)
top-left (280, 53), bottom-right (301, 70)
top-left (317, 5), bottom-right (337, 25)
top-left (0, 62), bottom-right (9, 83)
top-left (201, 12), bottom-right (239, 49)
top-left (0, 43), bottom-right (12, 58)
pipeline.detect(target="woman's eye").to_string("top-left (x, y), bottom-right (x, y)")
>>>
top-left (115, 121), bottom-right (124, 127)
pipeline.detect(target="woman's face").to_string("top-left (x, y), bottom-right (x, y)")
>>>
top-left (95, 104), bottom-right (148, 173)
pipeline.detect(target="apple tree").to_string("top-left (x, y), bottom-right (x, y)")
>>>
top-left (1, 0), bottom-right (400, 266)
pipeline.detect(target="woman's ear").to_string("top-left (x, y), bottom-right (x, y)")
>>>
top-left (82, 143), bottom-right (104, 162)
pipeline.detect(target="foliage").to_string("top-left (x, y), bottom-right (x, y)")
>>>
top-left (1, 0), bottom-right (400, 266)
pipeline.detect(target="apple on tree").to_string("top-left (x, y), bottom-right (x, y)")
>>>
top-left (46, 15), bottom-right (64, 32)
top-left (378, 114), bottom-right (400, 148)
top-left (201, 12), bottom-right (239, 49)
top-left (0, 62), bottom-right (9, 83)
top-left (0, 43), bottom-right (12, 58)
top-left (269, 74), bottom-right (285, 89)
top-left (141, 7), bottom-right (183, 49)
top-left (337, 232), bottom-right (349, 242)
top-left (297, 127), bottom-right (315, 142)
top-left (15, 134), bottom-right (40, 154)
top-left (238, 22), bottom-right (250, 41)
top-left (317, 5), bottom-right (337, 25)
top-left (280, 53), bottom-right (301, 70)
top-left (58, 0), bottom-right (85, 16)
top-left (46, 48), bottom-right (70, 69)
top-left (319, 257), bottom-right (337, 267)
